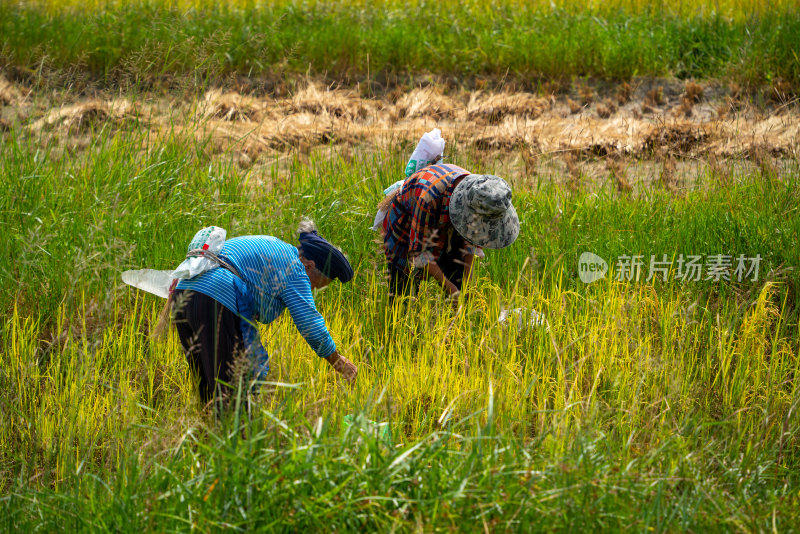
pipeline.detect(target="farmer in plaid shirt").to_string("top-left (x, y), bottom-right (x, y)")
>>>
top-left (382, 163), bottom-right (520, 300)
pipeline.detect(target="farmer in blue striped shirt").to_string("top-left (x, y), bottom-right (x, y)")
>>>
top-left (171, 220), bottom-right (356, 403)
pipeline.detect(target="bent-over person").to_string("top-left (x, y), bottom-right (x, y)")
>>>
top-left (382, 163), bottom-right (519, 300)
top-left (170, 221), bottom-right (356, 403)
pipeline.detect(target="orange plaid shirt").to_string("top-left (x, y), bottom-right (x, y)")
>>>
top-left (382, 163), bottom-right (472, 273)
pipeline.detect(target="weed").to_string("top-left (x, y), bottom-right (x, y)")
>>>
top-left (597, 100), bottom-right (617, 118)
top-left (616, 82), bottom-right (633, 104)
top-left (684, 81), bottom-right (704, 102)
top-left (645, 86), bottom-right (665, 107)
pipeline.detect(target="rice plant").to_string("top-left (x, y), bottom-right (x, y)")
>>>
top-left (1, 97), bottom-right (799, 527)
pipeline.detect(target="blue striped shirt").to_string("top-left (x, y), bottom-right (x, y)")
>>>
top-left (176, 236), bottom-right (336, 371)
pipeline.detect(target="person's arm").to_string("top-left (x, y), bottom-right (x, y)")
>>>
top-left (281, 274), bottom-right (357, 381)
top-left (420, 261), bottom-right (459, 296)
top-left (324, 351), bottom-right (357, 381)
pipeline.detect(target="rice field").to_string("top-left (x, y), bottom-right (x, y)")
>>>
top-left (2, 0), bottom-right (800, 90)
top-left (2, 1), bottom-right (800, 531)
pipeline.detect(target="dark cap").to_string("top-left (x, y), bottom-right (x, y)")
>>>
top-left (298, 231), bottom-right (354, 283)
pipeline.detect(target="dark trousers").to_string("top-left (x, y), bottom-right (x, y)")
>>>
top-left (388, 246), bottom-right (466, 297)
top-left (171, 289), bottom-right (244, 403)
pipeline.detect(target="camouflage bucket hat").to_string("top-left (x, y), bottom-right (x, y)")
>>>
top-left (450, 174), bottom-right (519, 249)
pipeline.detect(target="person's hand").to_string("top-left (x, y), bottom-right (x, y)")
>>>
top-left (445, 277), bottom-right (462, 309)
top-left (446, 289), bottom-right (461, 309)
top-left (326, 352), bottom-right (357, 382)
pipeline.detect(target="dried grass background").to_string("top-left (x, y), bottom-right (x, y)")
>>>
top-left (3, 76), bottom-right (798, 189)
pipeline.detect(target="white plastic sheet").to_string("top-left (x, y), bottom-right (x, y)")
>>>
top-left (404, 128), bottom-right (445, 177)
top-left (122, 226), bottom-right (228, 298)
top-left (372, 129), bottom-right (447, 231)
top-left (121, 269), bottom-right (174, 298)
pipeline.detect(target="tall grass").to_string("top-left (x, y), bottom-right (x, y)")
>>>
top-left (1, 106), bottom-right (799, 527)
top-left (2, 0), bottom-right (799, 89)
top-left (3, 280), bottom-right (799, 529)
